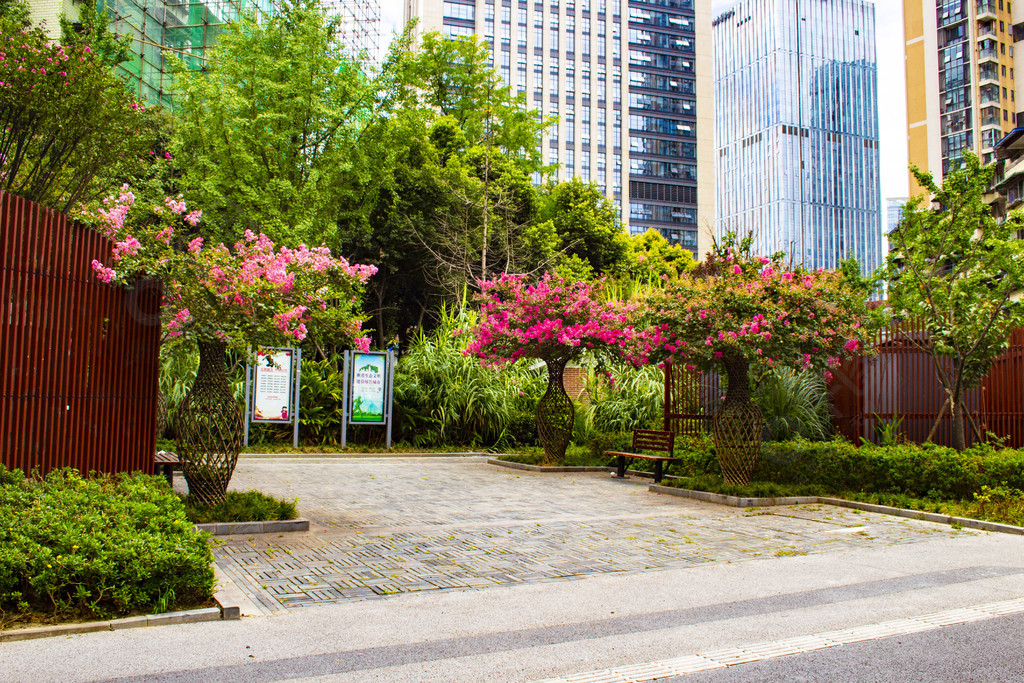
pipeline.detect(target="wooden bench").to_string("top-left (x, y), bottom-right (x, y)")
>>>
top-left (606, 429), bottom-right (679, 484)
top-left (154, 450), bottom-right (180, 486)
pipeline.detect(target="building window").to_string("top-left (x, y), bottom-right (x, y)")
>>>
top-left (443, 1), bottom-right (475, 21)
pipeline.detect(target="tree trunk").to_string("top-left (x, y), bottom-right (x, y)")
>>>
top-left (712, 355), bottom-right (763, 485)
top-left (536, 355), bottom-right (574, 465)
top-left (175, 341), bottom-right (244, 505)
top-left (951, 393), bottom-right (966, 451)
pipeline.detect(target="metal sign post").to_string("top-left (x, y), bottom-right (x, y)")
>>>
top-left (342, 349), bottom-right (395, 449)
top-left (244, 347), bottom-right (301, 448)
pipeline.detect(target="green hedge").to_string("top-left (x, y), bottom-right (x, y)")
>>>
top-left (749, 439), bottom-right (1024, 500)
top-left (0, 466), bottom-right (215, 624)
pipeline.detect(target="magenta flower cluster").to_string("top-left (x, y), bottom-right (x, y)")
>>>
top-left (464, 273), bottom-right (639, 365)
top-left (88, 186), bottom-right (376, 353)
top-left (640, 236), bottom-right (875, 380)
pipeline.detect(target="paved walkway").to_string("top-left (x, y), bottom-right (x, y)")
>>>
top-left (6, 456), bottom-right (1023, 682)
top-left (203, 456), bottom-right (969, 614)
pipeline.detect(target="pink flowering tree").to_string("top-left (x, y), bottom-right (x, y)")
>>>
top-left (641, 233), bottom-right (878, 484)
top-left (465, 273), bottom-right (638, 463)
top-left (88, 186), bottom-right (376, 504)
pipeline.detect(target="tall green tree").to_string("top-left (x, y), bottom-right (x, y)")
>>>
top-left (884, 153), bottom-right (1024, 450)
top-left (341, 31), bottom-right (556, 342)
top-left (170, 0), bottom-right (394, 246)
top-left (536, 177), bottom-right (629, 276)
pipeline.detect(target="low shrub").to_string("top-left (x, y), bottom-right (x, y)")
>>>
top-left (394, 303), bottom-right (544, 448)
top-left (181, 490), bottom-right (297, 524)
top-left (0, 466), bottom-right (215, 625)
top-left (664, 475), bottom-right (1024, 527)
top-left (502, 445), bottom-right (610, 467)
top-left (755, 439), bottom-right (1024, 499)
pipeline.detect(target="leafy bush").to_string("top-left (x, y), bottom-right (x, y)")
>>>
top-left (0, 466), bottom-right (214, 624)
top-left (753, 368), bottom-right (831, 441)
top-left (664, 475), bottom-right (1024, 527)
top-left (181, 490), bottom-right (297, 524)
top-left (394, 303), bottom-right (545, 447)
top-left (752, 439), bottom-right (1024, 500)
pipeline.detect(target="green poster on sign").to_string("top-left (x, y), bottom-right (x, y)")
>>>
top-left (350, 352), bottom-right (387, 423)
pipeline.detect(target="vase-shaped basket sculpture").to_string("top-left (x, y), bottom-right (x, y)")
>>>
top-left (536, 355), bottom-right (574, 465)
top-left (175, 341), bottom-right (244, 505)
top-left (712, 357), bottom-right (763, 485)
top-left (156, 390), bottom-right (168, 440)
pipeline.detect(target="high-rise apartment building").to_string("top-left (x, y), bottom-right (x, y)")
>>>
top-left (903, 0), bottom-right (1017, 195)
top-left (713, 0), bottom-right (882, 274)
top-left (405, 0), bottom-right (714, 255)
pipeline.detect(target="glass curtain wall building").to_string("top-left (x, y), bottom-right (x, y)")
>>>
top-left (405, 0), bottom-right (714, 255)
top-left (713, 0), bottom-right (881, 274)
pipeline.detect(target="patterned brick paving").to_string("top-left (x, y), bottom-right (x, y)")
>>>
top-left (203, 457), bottom-right (971, 614)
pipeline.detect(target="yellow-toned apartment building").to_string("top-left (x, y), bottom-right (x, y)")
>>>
top-left (904, 0), bottom-right (1020, 196)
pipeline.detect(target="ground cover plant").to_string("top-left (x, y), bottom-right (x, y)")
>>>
top-left (0, 466), bottom-right (215, 626)
top-left (180, 490), bottom-right (297, 524)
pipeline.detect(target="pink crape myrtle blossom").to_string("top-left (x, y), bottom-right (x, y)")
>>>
top-left (86, 189), bottom-right (377, 353)
top-left (637, 232), bottom-right (879, 379)
top-left (464, 272), bottom-right (640, 367)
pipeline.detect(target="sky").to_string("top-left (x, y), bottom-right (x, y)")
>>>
top-left (377, 0), bottom-right (910, 200)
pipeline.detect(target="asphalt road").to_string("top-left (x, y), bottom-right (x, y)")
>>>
top-left (680, 611), bottom-right (1024, 683)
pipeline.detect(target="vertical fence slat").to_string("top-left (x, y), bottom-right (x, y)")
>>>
top-left (0, 192), bottom-right (160, 476)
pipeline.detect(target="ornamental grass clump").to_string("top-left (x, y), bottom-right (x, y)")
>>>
top-left (641, 232), bottom-right (881, 484)
top-left (465, 272), bottom-right (638, 463)
top-left (0, 465), bottom-right (214, 625)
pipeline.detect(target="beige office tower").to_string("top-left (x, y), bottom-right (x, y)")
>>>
top-left (405, 0), bottom-right (715, 257)
top-left (904, 0), bottom-right (1017, 196)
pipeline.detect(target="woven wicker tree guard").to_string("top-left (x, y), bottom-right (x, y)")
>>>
top-left (175, 341), bottom-right (244, 505)
top-left (536, 353), bottom-right (575, 464)
top-left (712, 354), bottom-right (763, 485)
top-left (156, 391), bottom-right (168, 440)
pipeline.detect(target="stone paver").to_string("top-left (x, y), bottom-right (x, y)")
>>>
top-left (202, 457), bottom-right (973, 614)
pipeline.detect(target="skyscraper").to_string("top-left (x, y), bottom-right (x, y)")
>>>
top-left (713, 0), bottom-right (882, 274)
top-left (903, 0), bottom-right (1017, 195)
top-left (405, 0), bottom-right (714, 256)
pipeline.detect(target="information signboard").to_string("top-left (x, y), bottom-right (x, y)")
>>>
top-left (349, 352), bottom-right (387, 424)
top-left (252, 349), bottom-right (294, 423)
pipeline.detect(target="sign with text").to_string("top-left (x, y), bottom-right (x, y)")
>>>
top-left (349, 352), bottom-right (387, 424)
top-left (252, 349), bottom-right (294, 422)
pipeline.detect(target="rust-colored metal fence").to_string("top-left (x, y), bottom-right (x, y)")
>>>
top-left (831, 322), bottom-right (1024, 448)
top-left (664, 321), bottom-right (1024, 449)
top-left (1, 192), bottom-right (161, 476)
top-left (663, 364), bottom-right (720, 436)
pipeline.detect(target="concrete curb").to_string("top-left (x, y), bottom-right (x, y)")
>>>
top-left (487, 458), bottom-right (614, 473)
top-left (194, 518), bottom-right (310, 536)
top-left (0, 607), bottom-right (225, 643)
top-left (240, 452), bottom-right (489, 459)
top-left (649, 485), bottom-right (1024, 536)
